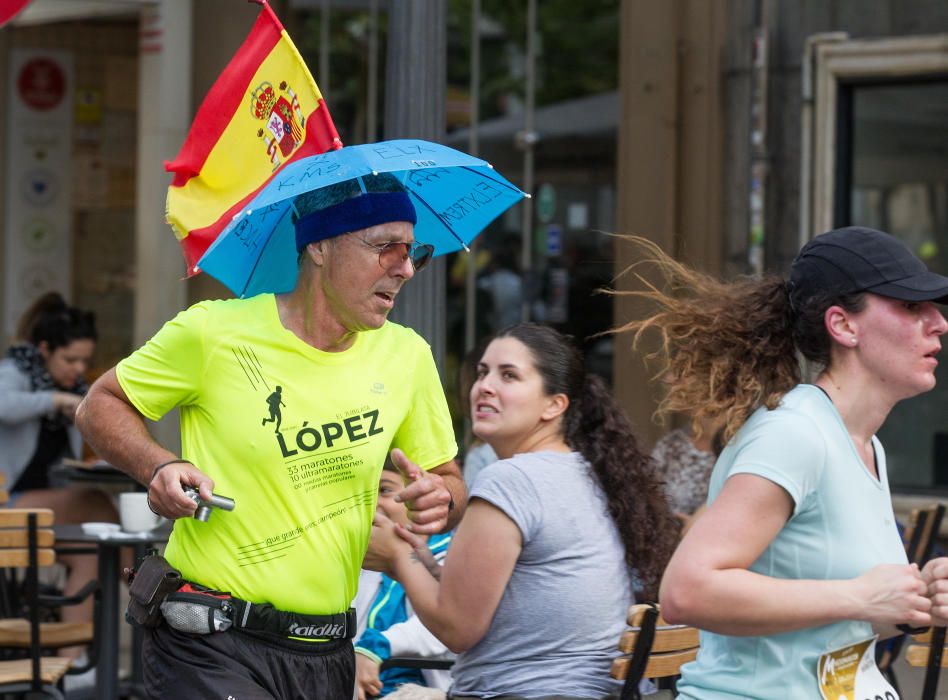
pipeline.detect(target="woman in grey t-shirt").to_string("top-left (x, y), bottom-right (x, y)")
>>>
top-left (366, 323), bottom-right (678, 699)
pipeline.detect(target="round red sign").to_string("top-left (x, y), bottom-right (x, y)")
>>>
top-left (0, 0), bottom-right (32, 27)
top-left (17, 57), bottom-right (66, 112)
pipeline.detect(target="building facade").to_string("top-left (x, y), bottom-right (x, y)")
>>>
top-left (2, 1), bottom-right (947, 499)
top-left (616, 0), bottom-right (948, 503)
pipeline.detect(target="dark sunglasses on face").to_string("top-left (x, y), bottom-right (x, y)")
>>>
top-left (358, 238), bottom-right (435, 272)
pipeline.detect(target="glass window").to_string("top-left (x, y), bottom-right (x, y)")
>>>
top-left (842, 80), bottom-right (948, 491)
top-left (442, 1), bottom-right (620, 445)
top-left (290, 1), bottom-right (621, 453)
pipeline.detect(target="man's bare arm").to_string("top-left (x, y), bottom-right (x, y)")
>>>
top-left (76, 368), bottom-right (214, 517)
top-left (391, 449), bottom-right (467, 533)
top-left (429, 460), bottom-right (466, 530)
top-left (76, 368), bottom-right (172, 485)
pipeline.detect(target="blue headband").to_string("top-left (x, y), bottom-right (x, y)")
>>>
top-left (294, 191), bottom-right (417, 252)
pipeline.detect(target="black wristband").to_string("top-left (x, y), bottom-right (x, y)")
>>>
top-left (151, 459), bottom-right (192, 483)
top-left (897, 623), bottom-right (931, 635)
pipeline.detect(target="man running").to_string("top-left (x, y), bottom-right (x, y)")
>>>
top-left (77, 173), bottom-right (464, 699)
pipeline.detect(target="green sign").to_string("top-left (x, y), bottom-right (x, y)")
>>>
top-left (536, 183), bottom-right (556, 223)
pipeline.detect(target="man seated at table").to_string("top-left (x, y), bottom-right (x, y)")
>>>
top-left (76, 174), bottom-right (465, 699)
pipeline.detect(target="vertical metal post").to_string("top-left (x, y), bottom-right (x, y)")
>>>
top-left (366, 0), bottom-right (378, 143)
top-left (747, 0), bottom-right (770, 275)
top-left (385, 0), bottom-right (448, 374)
top-left (27, 512), bottom-right (39, 692)
top-left (319, 0), bottom-right (330, 102)
top-left (520, 0), bottom-right (537, 321)
top-left (923, 626), bottom-right (947, 700)
top-left (464, 0), bottom-right (482, 353)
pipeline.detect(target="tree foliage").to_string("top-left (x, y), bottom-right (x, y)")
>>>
top-left (291, 0), bottom-right (620, 140)
top-left (447, 0), bottom-right (620, 124)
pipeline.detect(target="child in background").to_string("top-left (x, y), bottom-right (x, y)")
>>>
top-left (352, 460), bottom-right (453, 699)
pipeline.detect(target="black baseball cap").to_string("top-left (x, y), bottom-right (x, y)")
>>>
top-left (789, 226), bottom-right (948, 308)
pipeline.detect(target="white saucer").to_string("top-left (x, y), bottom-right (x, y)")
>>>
top-left (81, 522), bottom-right (121, 536)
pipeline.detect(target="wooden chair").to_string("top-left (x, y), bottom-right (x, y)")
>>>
top-left (611, 603), bottom-right (700, 700)
top-left (877, 503), bottom-right (947, 695)
top-left (0, 474), bottom-right (13, 620)
top-left (905, 504), bottom-right (945, 568)
top-left (0, 509), bottom-right (99, 699)
top-left (906, 626), bottom-right (948, 700)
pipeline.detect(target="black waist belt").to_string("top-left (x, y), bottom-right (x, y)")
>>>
top-left (230, 599), bottom-right (356, 640)
top-left (134, 553), bottom-right (356, 641)
top-left (172, 579), bottom-right (357, 641)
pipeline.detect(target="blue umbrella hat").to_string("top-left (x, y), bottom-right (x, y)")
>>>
top-left (290, 172), bottom-right (435, 273)
top-left (197, 139), bottom-right (527, 298)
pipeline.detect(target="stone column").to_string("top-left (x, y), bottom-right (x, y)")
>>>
top-left (134, 0), bottom-right (192, 451)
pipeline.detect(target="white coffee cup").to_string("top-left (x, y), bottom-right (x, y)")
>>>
top-left (119, 492), bottom-right (164, 532)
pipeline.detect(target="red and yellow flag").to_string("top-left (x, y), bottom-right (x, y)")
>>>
top-left (165, 1), bottom-right (341, 274)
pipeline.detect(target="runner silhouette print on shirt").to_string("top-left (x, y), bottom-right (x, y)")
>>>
top-left (262, 385), bottom-right (286, 433)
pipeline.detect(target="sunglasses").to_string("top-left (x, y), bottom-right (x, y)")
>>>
top-left (357, 238), bottom-right (435, 272)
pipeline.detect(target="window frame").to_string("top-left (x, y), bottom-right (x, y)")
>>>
top-left (802, 34), bottom-right (948, 241)
top-left (804, 35), bottom-right (948, 508)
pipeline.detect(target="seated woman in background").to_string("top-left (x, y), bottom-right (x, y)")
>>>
top-left (650, 414), bottom-right (723, 524)
top-left (0, 292), bottom-right (117, 657)
top-left (366, 323), bottom-right (678, 700)
top-left (353, 459), bottom-right (453, 700)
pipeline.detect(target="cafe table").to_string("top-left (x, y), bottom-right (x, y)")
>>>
top-left (55, 523), bottom-right (171, 700)
top-left (52, 459), bottom-right (142, 488)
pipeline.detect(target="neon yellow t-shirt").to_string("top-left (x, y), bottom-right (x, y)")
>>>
top-left (116, 294), bottom-right (456, 615)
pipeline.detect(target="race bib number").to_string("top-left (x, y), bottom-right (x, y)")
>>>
top-left (817, 636), bottom-right (898, 700)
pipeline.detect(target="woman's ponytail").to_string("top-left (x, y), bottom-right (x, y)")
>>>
top-left (565, 374), bottom-right (679, 600)
top-left (609, 236), bottom-right (800, 441)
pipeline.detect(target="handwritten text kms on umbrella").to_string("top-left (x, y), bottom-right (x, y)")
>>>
top-left (230, 179), bottom-right (506, 251)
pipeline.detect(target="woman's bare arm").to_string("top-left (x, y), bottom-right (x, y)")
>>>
top-left (76, 368), bottom-right (214, 516)
top-left (660, 473), bottom-right (931, 635)
top-left (76, 369), bottom-right (171, 485)
top-left (366, 498), bottom-right (522, 652)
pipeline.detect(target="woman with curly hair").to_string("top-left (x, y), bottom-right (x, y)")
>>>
top-left (366, 323), bottom-right (677, 699)
top-left (615, 226), bottom-right (948, 698)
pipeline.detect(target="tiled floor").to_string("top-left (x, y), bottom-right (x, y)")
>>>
top-left (882, 654), bottom-right (947, 699)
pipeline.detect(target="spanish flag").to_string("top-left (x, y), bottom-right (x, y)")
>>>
top-left (165, 1), bottom-right (341, 275)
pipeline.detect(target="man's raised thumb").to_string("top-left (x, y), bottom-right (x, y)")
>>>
top-left (390, 448), bottom-right (421, 483)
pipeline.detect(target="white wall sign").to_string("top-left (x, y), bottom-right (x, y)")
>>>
top-left (4, 49), bottom-right (73, 338)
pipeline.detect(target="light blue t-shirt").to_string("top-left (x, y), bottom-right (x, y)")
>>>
top-left (677, 384), bottom-right (907, 700)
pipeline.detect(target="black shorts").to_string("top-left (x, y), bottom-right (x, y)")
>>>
top-left (449, 694), bottom-right (622, 700)
top-left (142, 623), bottom-right (354, 700)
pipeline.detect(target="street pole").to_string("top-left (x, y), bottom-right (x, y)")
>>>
top-left (748, 0), bottom-right (770, 275)
top-left (385, 0), bottom-right (448, 375)
top-left (319, 0), bottom-right (330, 102)
top-left (519, 0), bottom-right (537, 322)
top-left (366, 0), bottom-right (378, 143)
top-left (464, 0), bottom-right (481, 353)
